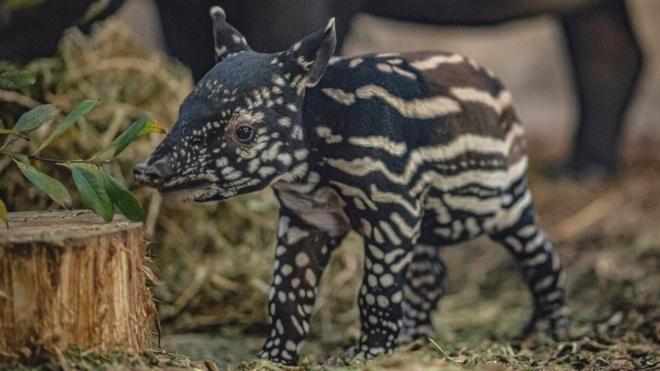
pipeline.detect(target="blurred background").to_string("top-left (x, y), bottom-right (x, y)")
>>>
top-left (0, 0), bottom-right (658, 369)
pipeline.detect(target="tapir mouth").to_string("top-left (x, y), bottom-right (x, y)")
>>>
top-left (159, 178), bottom-right (211, 194)
top-left (160, 182), bottom-right (220, 203)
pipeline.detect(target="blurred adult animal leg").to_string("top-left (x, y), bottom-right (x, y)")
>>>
top-left (559, 0), bottom-right (644, 176)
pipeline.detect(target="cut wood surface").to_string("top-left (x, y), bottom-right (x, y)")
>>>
top-left (0, 210), bottom-right (156, 361)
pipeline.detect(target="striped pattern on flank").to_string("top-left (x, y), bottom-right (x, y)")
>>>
top-left (327, 124), bottom-right (526, 188)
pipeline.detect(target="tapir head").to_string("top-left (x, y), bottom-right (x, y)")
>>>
top-left (134, 6), bottom-right (336, 202)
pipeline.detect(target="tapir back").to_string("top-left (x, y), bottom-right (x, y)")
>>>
top-left (305, 51), bottom-right (527, 197)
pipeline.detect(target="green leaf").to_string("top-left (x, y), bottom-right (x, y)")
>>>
top-left (14, 160), bottom-right (71, 207)
top-left (5, 104), bottom-right (58, 147)
top-left (36, 99), bottom-right (96, 154)
top-left (0, 198), bottom-right (8, 228)
top-left (0, 70), bottom-right (36, 90)
top-left (70, 163), bottom-right (114, 222)
top-left (139, 119), bottom-right (167, 137)
top-left (110, 113), bottom-right (149, 158)
top-left (103, 172), bottom-right (144, 222)
top-left (14, 104), bottom-right (59, 133)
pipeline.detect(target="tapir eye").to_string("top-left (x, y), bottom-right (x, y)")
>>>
top-left (234, 125), bottom-right (255, 143)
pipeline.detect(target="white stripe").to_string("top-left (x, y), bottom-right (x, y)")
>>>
top-left (392, 66), bottom-right (417, 80)
top-left (409, 54), bottom-right (464, 70)
top-left (370, 184), bottom-right (420, 216)
top-left (330, 181), bottom-right (378, 210)
top-left (451, 87), bottom-right (513, 115)
top-left (390, 212), bottom-right (417, 238)
top-left (442, 193), bottom-right (507, 215)
top-left (355, 84), bottom-right (460, 119)
top-left (376, 52), bottom-right (400, 58)
top-left (379, 220), bottom-right (402, 245)
top-left (348, 136), bottom-right (407, 156)
top-left (391, 252), bottom-right (412, 273)
top-left (322, 88), bottom-right (356, 105)
top-left (376, 63), bottom-right (416, 80)
top-left (484, 189), bottom-right (532, 232)
top-left (410, 157), bottom-right (528, 195)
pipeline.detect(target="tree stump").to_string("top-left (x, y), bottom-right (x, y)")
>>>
top-left (0, 210), bottom-right (157, 361)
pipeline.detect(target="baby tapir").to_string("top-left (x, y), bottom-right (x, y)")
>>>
top-left (134, 6), bottom-right (569, 365)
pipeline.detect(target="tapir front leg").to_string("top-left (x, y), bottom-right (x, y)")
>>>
top-left (258, 207), bottom-right (346, 365)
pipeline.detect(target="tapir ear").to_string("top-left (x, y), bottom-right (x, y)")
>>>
top-left (287, 18), bottom-right (337, 90)
top-left (209, 6), bottom-right (251, 62)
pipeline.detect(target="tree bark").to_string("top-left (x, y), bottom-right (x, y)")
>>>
top-left (0, 210), bottom-right (157, 361)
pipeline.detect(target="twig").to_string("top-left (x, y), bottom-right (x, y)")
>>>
top-left (0, 131), bottom-right (30, 141)
top-left (552, 189), bottom-right (622, 243)
top-left (26, 154), bottom-right (112, 166)
top-left (166, 265), bottom-right (209, 319)
top-left (209, 272), bottom-right (241, 291)
top-left (0, 89), bottom-right (40, 108)
top-left (428, 337), bottom-right (457, 363)
top-left (145, 191), bottom-right (162, 238)
top-left (54, 347), bottom-right (73, 371)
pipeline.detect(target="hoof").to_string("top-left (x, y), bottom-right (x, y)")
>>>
top-left (397, 325), bottom-right (435, 346)
top-left (345, 344), bottom-right (392, 360)
top-left (522, 309), bottom-right (570, 340)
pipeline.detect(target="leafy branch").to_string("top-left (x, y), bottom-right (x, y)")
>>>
top-left (0, 69), bottom-right (166, 227)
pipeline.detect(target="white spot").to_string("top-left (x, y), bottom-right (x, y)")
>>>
top-left (277, 153), bottom-right (293, 166)
top-left (295, 252), bottom-right (310, 267)
top-left (349, 58), bottom-right (364, 68)
top-left (293, 148), bottom-right (308, 160)
top-left (258, 166), bottom-right (276, 178)
top-left (278, 117), bottom-right (292, 127)
top-left (287, 227), bottom-right (310, 244)
top-left (315, 126), bottom-right (343, 144)
top-left (305, 268), bottom-right (317, 286)
top-left (281, 264), bottom-right (293, 276)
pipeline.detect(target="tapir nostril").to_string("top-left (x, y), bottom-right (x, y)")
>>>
top-left (134, 157), bottom-right (171, 186)
top-left (144, 157), bottom-right (172, 179)
top-left (134, 160), bottom-right (147, 176)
